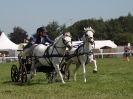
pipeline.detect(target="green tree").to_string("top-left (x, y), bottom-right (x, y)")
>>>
top-left (113, 33), bottom-right (133, 45)
top-left (8, 26), bottom-right (28, 44)
top-left (46, 21), bottom-right (66, 39)
top-left (66, 13), bottom-right (133, 45)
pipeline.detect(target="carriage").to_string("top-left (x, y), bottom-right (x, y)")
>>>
top-left (10, 27), bottom-right (97, 84)
top-left (11, 50), bottom-right (70, 83)
top-left (10, 32), bottom-right (72, 84)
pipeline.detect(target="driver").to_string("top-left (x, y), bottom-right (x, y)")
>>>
top-left (24, 26), bottom-right (54, 49)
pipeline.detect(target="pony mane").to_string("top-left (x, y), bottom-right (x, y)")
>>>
top-left (54, 34), bottom-right (63, 44)
top-left (54, 32), bottom-right (71, 45)
top-left (84, 27), bottom-right (95, 33)
top-left (64, 32), bottom-right (71, 37)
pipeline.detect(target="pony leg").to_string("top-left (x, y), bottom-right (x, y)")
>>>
top-left (91, 59), bottom-right (98, 73)
top-left (73, 64), bottom-right (80, 81)
top-left (81, 62), bottom-right (86, 83)
top-left (62, 60), bottom-right (72, 80)
top-left (89, 55), bottom-right (98, 73)
top-left (55, 64), bottom-right (65, 84)
top-left (28, 58), bottom-right (36, 80)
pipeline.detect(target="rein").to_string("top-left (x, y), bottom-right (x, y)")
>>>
top-left (66, 43), bottom-right (89, 58)
top-left (38, 35), bottom-right (71, 66)
top-left (65, 41), bottom-right (94, 64)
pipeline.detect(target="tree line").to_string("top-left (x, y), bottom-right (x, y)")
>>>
top-left (8, 13), bottom-right (133, 45)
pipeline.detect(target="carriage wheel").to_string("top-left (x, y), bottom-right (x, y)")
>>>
top-left (61, 63), bottom-right (70, 80)
top-left (11, 65), bottom-right (19, 82)
top-left (19, 64), bottom-right (27, 83)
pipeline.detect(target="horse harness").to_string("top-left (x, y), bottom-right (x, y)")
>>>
top-left (39, 36), bottom-right (71, 67)
top-left (67, 43), bottom-right (94, 65)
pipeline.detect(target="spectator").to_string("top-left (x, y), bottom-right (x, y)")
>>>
top-left (123, 43), bottom-right (131, 62)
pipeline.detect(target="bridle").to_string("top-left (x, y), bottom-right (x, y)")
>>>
top-left (54, 34), bottom-right (72, 49)
top-left (43, 34), bottom-right (72, 66)
top-left (62, 37), bottom-right (72, 49)
top-left (84, 31), bottom-right (94, 45)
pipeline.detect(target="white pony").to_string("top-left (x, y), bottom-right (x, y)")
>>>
top-left (64, 27), bottom-right (97, 82)
top-left (28, 32), bottom-right (72, 84)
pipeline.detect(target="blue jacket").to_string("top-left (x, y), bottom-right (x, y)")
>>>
top-left (42, 35), bottom-right (54, 44)
top-left (30, 34), bottom-right (54, 44)
top-left (24, 34), bottom-right (53, 49)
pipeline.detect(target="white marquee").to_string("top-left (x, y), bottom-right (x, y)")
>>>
top-left (0, 32), bottom-right (18, 50)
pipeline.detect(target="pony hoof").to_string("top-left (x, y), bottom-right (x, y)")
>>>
top-left (93, 70), bottom-right (97, 73)
top-left (84, 80), bottom-right (86, 83)
top-left (62, 81), bottom-right (66, 84)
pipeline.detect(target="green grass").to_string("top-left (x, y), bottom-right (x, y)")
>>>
top-left (0, 57), bottom-right (133, 99)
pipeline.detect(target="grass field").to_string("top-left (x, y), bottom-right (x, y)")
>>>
top-left (0, 57), bottom-right (133, 99)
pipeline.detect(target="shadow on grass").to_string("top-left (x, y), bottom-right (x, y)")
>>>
top-left (2, 79), bottom-right (50, 86)
top-left (2, 79), bottom-right (70, 86)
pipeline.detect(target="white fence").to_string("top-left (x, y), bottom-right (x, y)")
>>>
top-left (0, 46), bottom-right (133, 63)
top-left (0, 52), bottom-right (132, 62)
top-left (0, 57), bottom-right (18, 63)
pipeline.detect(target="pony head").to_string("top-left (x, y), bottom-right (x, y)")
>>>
top-left (83, 27), bottom-right (95, 44)
top-left (54, 32), bottom-right (72, 50)
top-left (84, 27), bottom-right (95, 33)
top-left (62, 32), bottom-right (72, 50)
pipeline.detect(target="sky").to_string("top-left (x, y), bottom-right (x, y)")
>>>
top-left (0, 0), bottom-right (133, 35)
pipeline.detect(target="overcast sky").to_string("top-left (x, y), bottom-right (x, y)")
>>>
top-left (0, 0), bottom-right (133, 35)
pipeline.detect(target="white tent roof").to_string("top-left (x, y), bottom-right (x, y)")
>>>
top-left (94, 40), bottom-right (117, 49)
top-left (72, 40), bottom-right (117, 49)
top-left (0, 32), bottom-right (18, 50)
